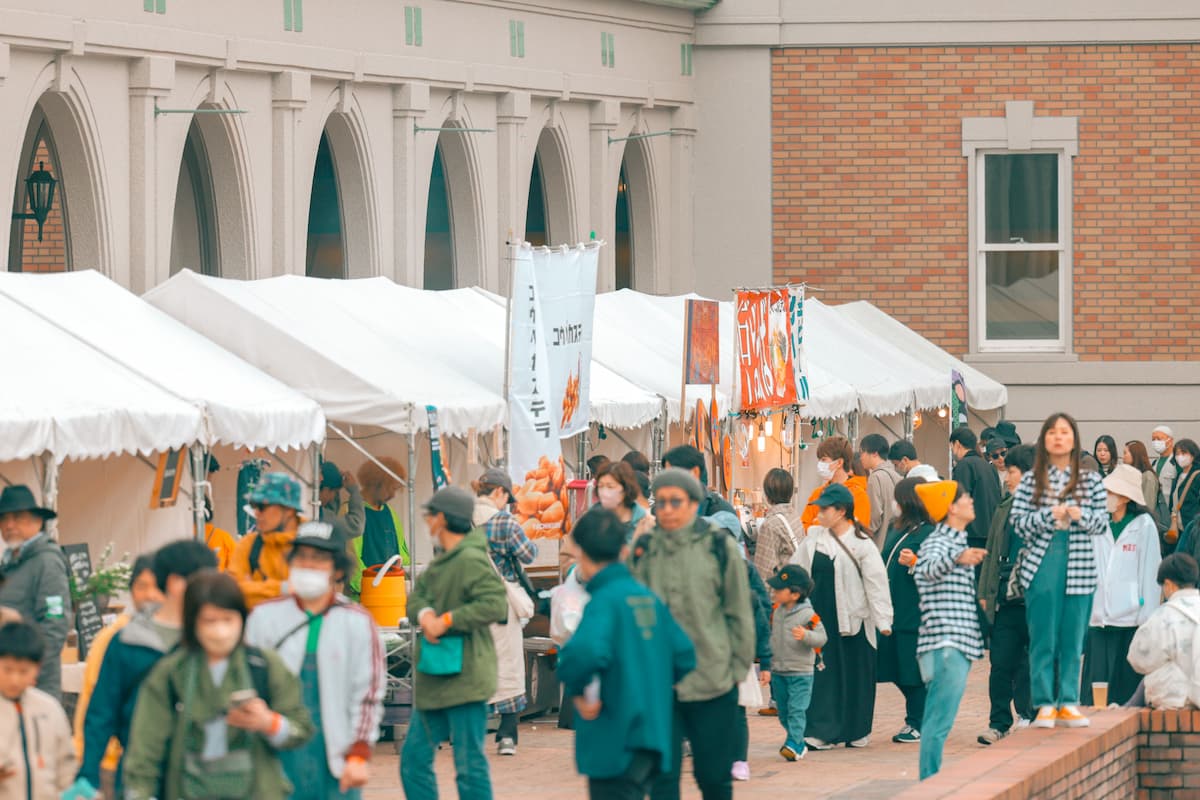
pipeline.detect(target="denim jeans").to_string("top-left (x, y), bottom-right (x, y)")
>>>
top-left (770, 673), bottom-right (814, 753)
top-left (400, 702), bottom-right (493, 800)
top-left (918, 647), bottom-right (972, 780)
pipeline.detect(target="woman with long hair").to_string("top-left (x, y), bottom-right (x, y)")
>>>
top-left (1123, 440), bottom-right (1161, 528)
top-left (791, 484), bottom-right (893, 749)
top-left (1092, 435), bottom-right (1118, 477)
top-left (877, 477), bottom-right (936, 745)
top-left (1169, 439), bottom-right (1200, 556)
top-left (1010, 413), bottom-right (1108, 729)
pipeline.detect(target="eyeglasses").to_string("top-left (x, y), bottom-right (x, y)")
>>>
top-left (654, 497), bottom-right (688, 509)
top-left (989, 450), bottom-right (1007, 461)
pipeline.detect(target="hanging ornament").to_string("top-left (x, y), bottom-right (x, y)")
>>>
top-left (764, 415), bottom-right (773, 437)
top-left (756, 422), bottom-right (766, 453)
top-left (781, 410), bottom-right (795, 449)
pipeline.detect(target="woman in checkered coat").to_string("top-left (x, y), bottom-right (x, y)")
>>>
top-left (1010, 413), bottom-right (1109, 730)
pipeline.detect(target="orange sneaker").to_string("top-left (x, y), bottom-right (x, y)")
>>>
top-left (1056, 705), bottom-right (1090, 728)
top-left (1032, 706), bottom-right (1057, 729)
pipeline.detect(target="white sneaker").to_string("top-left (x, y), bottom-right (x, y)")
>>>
top-left (848, 736), bottom-right (870, 748)
top-left (804, 736), bottom-right (835, 751)
top-left (497, 738), bottom-right (516, 756)
top-left (1014, 718), bottom-right (1032, 730)
top-left (731, 761), bottom-right (750, 781)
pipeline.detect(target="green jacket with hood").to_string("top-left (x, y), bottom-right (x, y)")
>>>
top-left (0, 534), bottom-right (71, 698)
top-left (406, 528), bottom-right (508, 710)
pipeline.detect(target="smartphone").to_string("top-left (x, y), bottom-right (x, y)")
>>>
top-left (228, 689), bottom-right (258, 708)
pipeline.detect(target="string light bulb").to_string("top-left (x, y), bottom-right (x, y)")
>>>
top-left (937, 407), bottom-right (948, 419)
top-left (764, 416), bottom-right (773, 437)
top-left (756, 422), bottom-right (766, 453)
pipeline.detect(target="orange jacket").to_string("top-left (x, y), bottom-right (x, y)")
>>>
top-left (801, 475), bottom-right (872, 531)
top-left (227, 524), bottom-right (298, 609)
top-left (73, 615), bottom-right (129, 769)
top-left (205, 523), bottom-right (237, 572)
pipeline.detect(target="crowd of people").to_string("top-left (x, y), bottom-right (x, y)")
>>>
top-left (0, 416), bottom-right (1196, 798)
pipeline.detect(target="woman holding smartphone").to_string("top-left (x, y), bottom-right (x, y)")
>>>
top-left (122, 571), bottom-right (312, 800)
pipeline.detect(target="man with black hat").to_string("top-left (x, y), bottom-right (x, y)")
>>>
top-left (319, 460), bottom-right (366, 541)
top-left (401, 486), bottom-right (507, 800)
top-left (0, 485), bottom-right (71, 699)
top-left (245, 521), bottom-right (386, 799)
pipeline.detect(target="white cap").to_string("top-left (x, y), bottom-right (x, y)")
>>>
top-left (1153, 425), bottom-right (1174, 438)
top-left (907, 464), bottom-right (940, 482)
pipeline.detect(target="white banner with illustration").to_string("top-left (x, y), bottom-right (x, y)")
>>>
top-left (507, 244), bottom-right (599, 539)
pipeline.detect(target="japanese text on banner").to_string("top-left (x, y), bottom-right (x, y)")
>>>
top-left (736, 289), bottom-right (799, 412)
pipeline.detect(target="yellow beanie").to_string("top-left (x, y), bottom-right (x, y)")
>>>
top-left (915, 480), bottom-right (958, 523)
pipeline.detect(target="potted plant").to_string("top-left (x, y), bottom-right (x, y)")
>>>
top-left (68, 544), bottom-right (132, 615)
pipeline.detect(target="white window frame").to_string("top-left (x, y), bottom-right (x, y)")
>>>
top-left (963, 101), bottom-right (1078, 357)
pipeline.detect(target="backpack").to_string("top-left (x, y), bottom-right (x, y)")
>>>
top-left (631, 523), bottom-right (730, 590)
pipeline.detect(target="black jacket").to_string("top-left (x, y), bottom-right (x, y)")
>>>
top-left (952, 452), bottom-right (1003, 546)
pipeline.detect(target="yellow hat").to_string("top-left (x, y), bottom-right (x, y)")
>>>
top-left (915, 480), bottom-right (958, 523)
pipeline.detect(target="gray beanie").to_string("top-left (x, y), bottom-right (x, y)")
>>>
top-left (650, 467), bottom-right (705, 502)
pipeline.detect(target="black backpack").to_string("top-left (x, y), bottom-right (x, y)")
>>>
top-left (630, 523), bottom-right (730, 585)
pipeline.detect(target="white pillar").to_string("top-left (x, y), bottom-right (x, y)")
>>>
top-left (496, 91), bottom-right (530, 295)
top-left (669, 105), bottom-right (697, 295)
top-left (271, 71), bottom-right (310, 276)
top-left (590, 100), bottom-right (619, 291)
top-left (391, 83), bottom-right (429, 286)
top-left (128, 57), bottom-right (174, 294)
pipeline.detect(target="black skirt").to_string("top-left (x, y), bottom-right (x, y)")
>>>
top-left (877, 630), bottom-right (922, 688)
top-left (806, 551), bottom-right (878, 744)
top-left (1081, 625), bottom-right (1141, 706)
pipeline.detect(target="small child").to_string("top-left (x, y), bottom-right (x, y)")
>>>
top-left (0, 621), bottom-right (75, 799)
top-left (766, 566), bottom-right (827, 761)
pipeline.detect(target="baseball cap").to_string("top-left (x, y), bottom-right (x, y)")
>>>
top-left (320, 461), bottom-right (344, 490)
top-left (767, 565), bottom-right (814, 592)
top-left (813, 483), bottom-right (854, 508)
top-left (479, 468), bottom-right (515, 503)
top-left (292, 520), bottom-right (346, 555)
top-left (422, 486), bottom-right (476, 522)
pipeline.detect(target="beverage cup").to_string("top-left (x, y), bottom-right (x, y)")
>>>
top-left (1093, 682), bottom-right (1109, 708)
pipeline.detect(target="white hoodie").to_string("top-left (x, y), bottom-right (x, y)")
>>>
top-left (1090, 511), bottom-right (1162, 627)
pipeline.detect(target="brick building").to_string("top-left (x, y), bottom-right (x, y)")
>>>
top-left (694, 3), bottom-right (1200, 444)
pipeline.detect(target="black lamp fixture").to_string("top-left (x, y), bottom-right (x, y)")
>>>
top-left (11, 161), bottom-right (58, 242)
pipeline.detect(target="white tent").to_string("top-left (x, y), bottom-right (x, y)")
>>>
top-left (0, 290), bottom-right (203, 463)
top-left (145, 270), bottom-right (503, 437)
top-left (0, 271), bottom-right (326, 453)
top-left (834, 301), bottom-right (1009, 411)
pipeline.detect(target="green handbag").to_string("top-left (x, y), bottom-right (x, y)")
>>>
top-left (417, 634), bottom-right (464, 676)
top-left (175, 656), bottom-right (257, 800)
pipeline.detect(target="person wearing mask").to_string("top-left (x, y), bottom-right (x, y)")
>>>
top-left (1127, 553), bottom-right (1200, 709)
top-left (1010, 413), bottom-right (1109, 729)
top-left (1151, 426), bottom-right (1178, 516)
top-left (889, 441), bottom-right (924, 478)
top-left (594, 461), bottom-right (650, 543)
top-left (245, 521), bottom-right (386, 800)
top-left (912, 481), bottom-right (987, 779)
top-left (861, 434), bottom-right (902, 550)
top-left (471, 468), bottom-right (538, 758)
top-left (753, 468), bottom-right (804, 584)
top-left (801, 436), bottom-right (871, 531)
top-left (318, 460), bottom-right (366, 541)
top-left (1081, 465), bottom-right (1162, 707)
top-left (1123, 441), bottom-right (1161, 529)
top-left (229, 472), bottom-right (306, 609)
top-left (1169, 439), bottom-right (1200, 554)
top-left (401, 486), bottom-right (508, 800)
top-left (72, 541), bottom-right (217, 799)
top-left (352, 458), bottom-right (410, 599)
top-left (662, 445), bottom-right (737, 520)
top-left (976, 444), bottom-right (1036, 745)
top-left (0, 622), bottom-right (75, 798)
top-left (72, 556), bottom-right (161, 783)
top-left (629, 469), bottom-right (752, 800)
top-left (0, 485), bottom-right (70, 700)
top-left (1092, 435), bottom-right (1119, 477)
top-left (558, 508), bottom-right (696, 799)
top-left (791, 484), bottom-right (893, 750)
top-left (950, 428), bottom-right (1002, 552)
top-left (122, 571), bottom-right (313, 800)
top-left (878, 477), bottom-right (936, 746)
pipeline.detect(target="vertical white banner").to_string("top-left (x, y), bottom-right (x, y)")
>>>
top-left (531, 246), bottom-right (598, 439)
top-left (508, 248), bottom-right (556, 484)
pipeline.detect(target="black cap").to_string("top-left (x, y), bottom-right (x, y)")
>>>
top-left (479, 468), bottom-right (515, 503)
top-left (292, 521), bottom-right (347, 554)
top-left (320, 461), bottom-right (344, 490)
top-left (767, 565), bottom-right (813, 593)
top-left (423, 486), bottom-right (476, 522)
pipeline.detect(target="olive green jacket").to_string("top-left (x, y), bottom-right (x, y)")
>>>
top-left (407, 529), bottom-right (508, 710)
top-left (122, 645), bottom-right (313, 800)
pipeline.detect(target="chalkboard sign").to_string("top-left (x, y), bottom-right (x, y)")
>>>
top-left (150, 448), bottom-right (186, 509)
top-left (62, 544), bottom-right (103, 660)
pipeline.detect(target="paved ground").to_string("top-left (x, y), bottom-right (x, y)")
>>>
top-left (366, 661), bottom-right (996, 798)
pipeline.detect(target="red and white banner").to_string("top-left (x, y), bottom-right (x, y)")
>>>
top-left (736, 289), bottom-right (804, 412)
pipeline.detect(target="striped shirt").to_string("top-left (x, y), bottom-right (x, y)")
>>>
top-left (484, 509), bottom-right (538, 582)
top-left (1010, 466), bottom-right (1108, 595)
top-left (913, 523), bottom-right (984, 660)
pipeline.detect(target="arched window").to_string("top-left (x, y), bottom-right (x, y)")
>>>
top-left (525, 153), bottom-right (549, 247)
top-left (615, 162), bottom-right (633, 290)
top-left (306, 132), bottom-right (345, 278)
top-left (424, 142), bottom-right (454, 290)
top-left (9, 113), bottom-right (69, 272)
top-left (170, 121), bottom-right (219, 276)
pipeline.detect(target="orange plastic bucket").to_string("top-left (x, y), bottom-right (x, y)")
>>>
top-left (360, 554), bottom-right (407, 628)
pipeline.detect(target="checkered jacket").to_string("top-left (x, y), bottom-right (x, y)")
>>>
top-left (1010, 466), bottom-right (1108, 595)
top-left (913, 523), bottom-right (984, 660)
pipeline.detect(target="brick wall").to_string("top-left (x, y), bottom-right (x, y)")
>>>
top-left (772, 44), bottom-right (1200, 359)
top-left (15, 137), bottom-right (67, 273)
top-left (1139, 709), bottom-right (1200, 799)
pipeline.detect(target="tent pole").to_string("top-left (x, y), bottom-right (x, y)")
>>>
top-left (577, 430), bottom-right (588, 478)
top-left (310, 446), bottom-right (322, 521)
top-left (41, 453), bottom-right (59, 540)
top-left (327, 423), bottom-right (408, 487)
top-left (651, 396), bottom-right (667, 476)
top-left (848, 411), bottom-right (860, 445)
top-left (189, 447), bottom-right (207, 543)
top-left (500, 241), bottom-right (516, 469)
top-left (407, 410), bottom-right (419, 710)
top-left (904, 405), bottom-right (915, 442)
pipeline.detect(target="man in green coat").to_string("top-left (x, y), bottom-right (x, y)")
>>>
top-left (631, 469), bottom-right (753, 800)
top-left (401, 486), bottom-right (507, 800)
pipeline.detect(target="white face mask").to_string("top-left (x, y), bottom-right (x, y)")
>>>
top-left (289, 566), bottom-right (332, 600)
top-left (816, 460), bottom-right (835, 481)
top-left (1106, 494), bottom-right (1120, 514)
top-left (1177, 455), bottom-right (1194, 470)
top-left (196, 619), bottom-right (242, 659)
top-left (597, 487), bottom-right (624, 511)
top-left (1151, 440), bottom-right (1168, 455)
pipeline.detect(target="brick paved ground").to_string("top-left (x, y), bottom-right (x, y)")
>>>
top-left (366, 660), bottom-right (996, 798)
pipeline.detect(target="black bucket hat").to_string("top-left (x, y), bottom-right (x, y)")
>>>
top-left (0, 485), bottom-right (56, 520)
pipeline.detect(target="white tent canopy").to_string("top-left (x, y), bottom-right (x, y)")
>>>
top-left (1, 271), bottom-right (326, 452)
top-left (835, 301), bottom-right (1009, 411)
top-left (0, 291), bottom-right (203, 463)
top-left (146, 270), bottom-right (504, 437)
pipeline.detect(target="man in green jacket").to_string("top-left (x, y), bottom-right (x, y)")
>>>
top-left (401, 486), bottom-right (507, 800)
top-left (631, 469), bottom-right (753, 800)
top-left (559, 508), bottom-right (696, 798)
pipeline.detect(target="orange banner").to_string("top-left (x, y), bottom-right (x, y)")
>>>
top-left (736, 290), bottom-right (798, 411)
